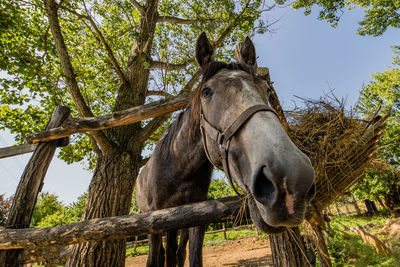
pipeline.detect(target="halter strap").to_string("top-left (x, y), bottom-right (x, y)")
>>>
top-left (200, 104), bottom-right (280, 197)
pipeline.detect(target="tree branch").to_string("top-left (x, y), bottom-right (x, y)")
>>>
top-left (157, 16), bottom-right (198, 24)
top-left (183, 70), bottom-right (201, 93)
top-left (138, 114), bottom-right (171, 144)
top-left (150, 60), bottom-right (194, 70)
top-left (213, 0), bottom-right (252, 48)
top-left (138, 69), bottom-right (200, 143)
top-left (61, 5), bottom-right (130, 89)
top-left (139, 157), bottom-right (150, 168)
top-left (146, 90), bottom-right (173, 97)
top-left (44, 0), bottom-right (113, 154)
top-left (129, 0), bottom-right (145, 13)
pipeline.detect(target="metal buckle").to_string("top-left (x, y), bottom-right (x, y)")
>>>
top-left (217, 133), bottom-right (224, 149)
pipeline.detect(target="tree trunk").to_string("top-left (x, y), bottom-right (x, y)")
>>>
top-left (66, 151), bottom-right (139, 267)
top-left (327, 205), bottom-right (332, 215)
top-left (0, 106), bottom-right (70, 267)
top-left (66, 0), bottom-right (159, 264)
top-left (375, 196), bottom-right (387, 210)
top-left (269, 227), bottom-right (313, 267)
top-left (351, 195), bottom-right (361, 215)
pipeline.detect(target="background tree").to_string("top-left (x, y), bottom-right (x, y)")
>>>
top-left (30, 192), bottom-right (64, 227)
top-left (34, 192), bottom-right (87, 227)
top-left (354, 46), bottom-right (400, 210)
top-left (275, 0), bottom-right (400, 36)
top-left (0, 0), bottom-right (270, 265)
top-left (208, 175), bottom-right (237, 200)
top-left (0, 195), bottom-right (12, 227)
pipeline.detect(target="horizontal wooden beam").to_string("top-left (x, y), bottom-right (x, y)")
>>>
top-left (0, 143), bottom-right (38, 159)
top-left (26, 93), bottom-right (193, 144)
top-left (0, 196), bottom-right (241, 250)
top-left (0, 137), bottom-right (69, 159)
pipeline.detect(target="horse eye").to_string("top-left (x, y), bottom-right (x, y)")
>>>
top-left (202, 87), bottom-right (213, 98)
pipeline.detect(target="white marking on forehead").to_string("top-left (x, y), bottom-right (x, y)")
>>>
top-left (240, 79), bottom-right (264, 106)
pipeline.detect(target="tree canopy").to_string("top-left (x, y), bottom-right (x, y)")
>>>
top-left (0, 0), bottom-right (268, 168)
top-left (277, 0), bottom-right (400, 36)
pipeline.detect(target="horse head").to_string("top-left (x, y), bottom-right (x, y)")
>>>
top-left (193, 33), bottom-right (316, 233)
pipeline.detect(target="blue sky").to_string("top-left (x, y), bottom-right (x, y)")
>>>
top-left (1, 6), bottom-right (399, 204)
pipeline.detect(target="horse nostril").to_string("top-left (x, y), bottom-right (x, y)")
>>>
top-left (306, 183), bottom-right (316, 200)
top-left (252, 167), bottom-right (276, 205)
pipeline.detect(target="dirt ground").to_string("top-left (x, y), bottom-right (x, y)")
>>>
top-left (125, 236), bottom-right (273, 267)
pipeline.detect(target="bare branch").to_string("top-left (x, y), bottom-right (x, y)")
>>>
top-left (129, 0), bottom-right (145, 13)
top-left (150, 60), bottom-right (194, 71)
top-left (146, 90), bottom-right (173, 97)
top-left (61, 5), bottom-right (130, 89)
top-left (183, 70), bottom-right (201, 93)
top-left (213, 0), bottom-right (252, 48)
top-left (138, 69), bottom-right (201, 143)
top-left (44, 0), bottom-right (113, 154)
top-left (157, 16), bottom-right (198, 24)
top-left (138, 114), bottom-right (171, 144)
top-left (139, 157), bottom-right (150, 168)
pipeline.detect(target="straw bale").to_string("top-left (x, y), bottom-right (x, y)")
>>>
top-left (283, 96), bottom-right (386, 210)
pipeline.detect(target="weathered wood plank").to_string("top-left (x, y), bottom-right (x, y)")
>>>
top-left (26, 93), bottom-right (193, 144)
top-left (0, 138), bottom-right (69, 159)
top-left (0, 106), bottom-right (71, 266)
top-left (0, 143), bottom-right (38, 159)
top-left (0, 197), bottom-right (241, 250)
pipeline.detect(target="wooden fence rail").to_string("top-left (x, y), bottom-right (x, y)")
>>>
top-left (26, 93), bottom-right (192, 144)
top-left (0, 143), bottom-right (38, 159)
top-left (0, 196), bottom-right (242, 250)
top-left (125, 224), bottom-right (256, 248)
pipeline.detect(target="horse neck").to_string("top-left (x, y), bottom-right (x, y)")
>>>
top-left (172, 111), bottom-right (208, 170)
top-left (156, 110), bottom-right (210, 175)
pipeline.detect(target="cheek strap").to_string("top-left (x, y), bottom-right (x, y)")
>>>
top-left (200, 105), bottom-right (280, 197)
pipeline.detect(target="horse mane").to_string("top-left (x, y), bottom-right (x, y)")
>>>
top-left (156, 111), bottom-right (186, 160)
top-left (156, 61), bottom-right (255, 159)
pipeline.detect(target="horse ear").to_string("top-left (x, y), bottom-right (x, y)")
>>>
top-left (196, 32), bottom-right (214, 69)
top-left (234, 37), bottom-right (257, 69)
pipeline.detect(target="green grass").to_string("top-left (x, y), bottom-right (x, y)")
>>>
top-left (126, 244), bottom-right (149, 257)
top-left (203, 227), bottom-right (267, 247)
top-left (327, 212), bottom-right (400, 267)
top-left (125, 212), bottom-right (400, 267)
top-left (125, 227), bottom-right (265, 257)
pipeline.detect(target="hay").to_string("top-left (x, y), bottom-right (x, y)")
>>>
top-left (282, 95), bottom-right (387, 211)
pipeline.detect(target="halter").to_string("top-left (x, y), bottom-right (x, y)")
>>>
top-left (200, 104), bottom-right (280, 197)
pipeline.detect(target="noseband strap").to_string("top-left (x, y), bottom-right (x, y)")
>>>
top-left (200, 104), bottom-right (279, 197)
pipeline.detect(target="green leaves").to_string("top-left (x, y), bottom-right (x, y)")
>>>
top-left (32, 192), bottom-right (87, 228)
top-left (280, 0), bottom-right (400, 36)
top-left (1, 0), bottom-right (265, 169)
top-left (357, 47), bottom-right (400, 166)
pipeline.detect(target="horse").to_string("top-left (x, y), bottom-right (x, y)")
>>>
top-left (135, 32), bottom-right (316, 267)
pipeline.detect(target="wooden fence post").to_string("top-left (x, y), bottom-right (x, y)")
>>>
top-left (269, 227), bottom-right (313, 267)
top-left (311, 225), bottom-right (332, 267)
top-left (351, 195), bottom-right (362, 215)
top-left (222, 223), bottom-right (227, 240)
top-left (0, 106), bottom-right (70, 267)
top-left (334, 201), bottom-right (341, 216)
